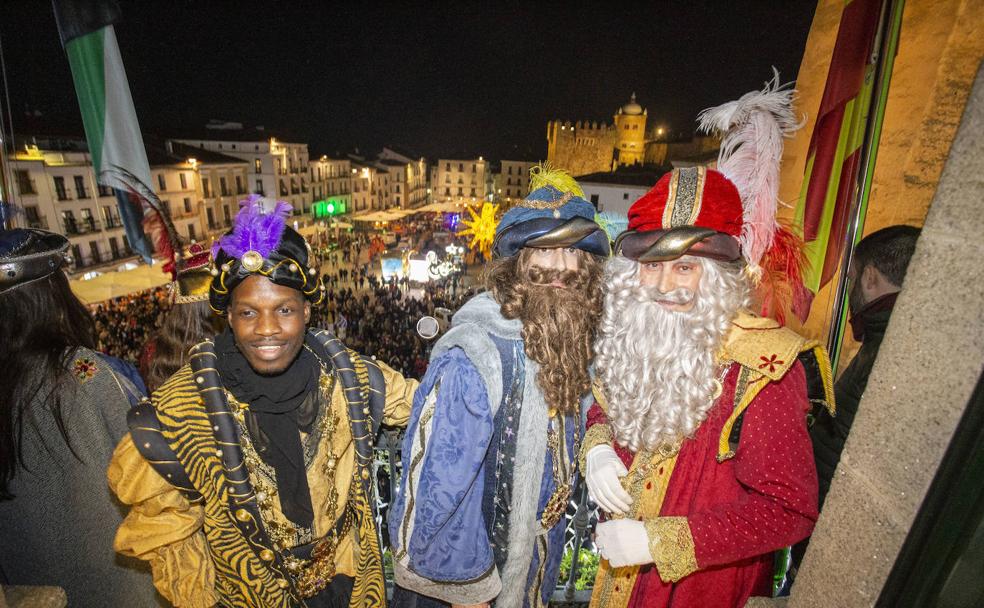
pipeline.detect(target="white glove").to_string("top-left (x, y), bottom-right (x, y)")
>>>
top-left (595, 519), bottom-right (653, 568)
top-left (586, 444), bottom-right (633, 515)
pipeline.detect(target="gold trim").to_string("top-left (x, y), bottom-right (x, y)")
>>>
top-left (519, 190), bottom-right (572, 210)
top-left (645, 517), bottom-right (698, 583)
top-left (578, 423), bottom-right (613, 472)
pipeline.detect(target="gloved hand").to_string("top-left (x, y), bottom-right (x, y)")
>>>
top-left (595, 519), bottom-right (653, 568)
top-left (585, 444), bottom-right (633, 515)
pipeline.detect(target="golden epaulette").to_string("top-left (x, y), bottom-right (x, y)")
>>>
top-left (715, 310), bottom-right (835, 462)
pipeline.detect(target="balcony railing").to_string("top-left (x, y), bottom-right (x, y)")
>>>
top-left (27, 216), bottom-right (49, 230)
top-left (104, 216), bottom-right (124, 229)
top-left (63, 218), bottom-right (101, 235)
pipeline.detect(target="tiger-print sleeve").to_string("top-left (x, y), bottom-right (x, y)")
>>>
top-left (109, 433), bottom-right (220, 608)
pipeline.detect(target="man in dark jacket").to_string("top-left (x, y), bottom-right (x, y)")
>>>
top-left (811, 225), bottom-right (921, 509)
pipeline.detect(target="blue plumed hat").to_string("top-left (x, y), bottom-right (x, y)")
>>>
top-left (492, 166), bottom-right (610, 258)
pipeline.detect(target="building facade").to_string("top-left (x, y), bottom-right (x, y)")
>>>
top-left (5, 136), bottom-right (228, 271)
top-left (494, 160), bottom-right (538, 203)
top-left (173, 125), bottom-right (311, 216)
top-left (377, 147), bottom-right (429, 209)
top-left (308, 156), bottom-right (353, 219)
top-left (433, 157), bottom-right (491, 204)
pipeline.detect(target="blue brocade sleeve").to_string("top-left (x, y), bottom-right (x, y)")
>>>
top-left (389, 347), bottom-right (502, 602)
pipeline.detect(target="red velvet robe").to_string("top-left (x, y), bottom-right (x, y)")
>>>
top-left (588, 361), bottom-right (819, 608)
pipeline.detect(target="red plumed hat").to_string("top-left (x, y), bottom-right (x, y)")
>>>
top-left (615, 70), bottom-right (813, 322)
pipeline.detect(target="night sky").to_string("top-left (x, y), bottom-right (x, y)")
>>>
top-left (2, 1), bottom-right (818, 161)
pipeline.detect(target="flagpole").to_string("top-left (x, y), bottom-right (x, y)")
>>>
top-left (825, 0), bottom-right (906, 371)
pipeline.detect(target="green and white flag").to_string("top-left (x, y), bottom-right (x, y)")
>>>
top-left (53, 0), bottom-right (158, 262)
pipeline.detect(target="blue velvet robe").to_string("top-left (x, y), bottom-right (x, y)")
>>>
top-left (389, 293), bottom-right (580, 608)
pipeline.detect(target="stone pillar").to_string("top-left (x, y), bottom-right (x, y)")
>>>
top-left (785, 60), bottom-right (984, 607)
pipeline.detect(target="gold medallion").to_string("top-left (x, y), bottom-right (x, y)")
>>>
top-left (241, 250), bottom-right (264, 272)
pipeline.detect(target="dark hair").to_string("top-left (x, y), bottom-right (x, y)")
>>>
top-left (0, 270), bottom-right (96, 498)
top-left (853, 225), bottom-right (922, 287)
top-left (144, 300), bottom-right (225, 392)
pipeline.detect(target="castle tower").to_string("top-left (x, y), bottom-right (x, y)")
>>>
top-left (613, 93), bottom-right (647, 167)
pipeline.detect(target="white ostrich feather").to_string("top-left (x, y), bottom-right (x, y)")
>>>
top-left (696, 68), bottom-right (803, 268)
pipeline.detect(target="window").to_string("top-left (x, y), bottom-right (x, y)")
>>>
top-left (14, 170), bottom-right (35, 195)
top-left (80, 208), bottom-right (94, 232)
top-left (220, 177), bottom-right (229, 196)
top-left (470, 189), bottom-right (476, 196)
top-left (109, 237), bottom-right (120, 259)
top-left (54, 176), bottom-right (69, 200)
top-left (507, 166), bottom-right (513, 175)
top-left (25, 205), bottom-right (43, 229)
top-left (395, 184), bottom-right (401, 193)
top-left (256, 179), bottom-right (264, 195)
top-left (180, 172), bottom-right (188, 189)
top-left (89, 241), bottom-right (100, 264)
top-left (459, 163), bottom-right (463, 171)
top-left (223, 205), bottom-right (231, 225)
top-left (98, 183), bottom-right (113, 197)
top-left (457, 187), bottom-right (463, 195)
top-left (162, 200), bottom-right (171, 216)
top-left (444, 188), bottom-right (450, 196)
top-left (236, 175), bottom-right (245, 194)
top-left (183, 197), bottom-right (192, 214)
top-left (202, 177), bottom-right (212, 198)
top-left (623, 192), bottom-right (629, 200)
top-left (188, 224), bottom-right (196, 241)
top-left (158, 173), bottom-right (166, 191)
top-left (102, 205), bottom-right (120, 228)
top-left (255, 158), bottom-right (262, 174)
top-left (280, 180), bottom-right (288, 196)
top-left (207, 208), bottom-right (216, 230)
top-left (74, 175), bottom-right (89, 198)
top-left (72, 244), bottom-right (83, 269)
top-left (445, 162), bottom-right (451, 171)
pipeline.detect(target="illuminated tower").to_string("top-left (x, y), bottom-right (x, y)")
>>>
top-left (613, 93), bottom-right (647, 167)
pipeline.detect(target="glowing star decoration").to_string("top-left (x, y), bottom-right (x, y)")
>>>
top-left (458, 202), bottom-right (498, 258)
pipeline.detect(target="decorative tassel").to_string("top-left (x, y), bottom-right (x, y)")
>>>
top-left (528, 163), bottom-right (585, 197)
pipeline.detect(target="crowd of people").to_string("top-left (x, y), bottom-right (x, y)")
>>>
top-left (91, 286), bottom-right (171, 363)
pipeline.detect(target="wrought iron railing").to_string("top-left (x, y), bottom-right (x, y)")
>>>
top-left (371, 428), bottom-right (600, 604)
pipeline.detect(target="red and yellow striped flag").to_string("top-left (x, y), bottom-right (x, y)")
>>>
top-left (795, 0), bottom-right (882, 297)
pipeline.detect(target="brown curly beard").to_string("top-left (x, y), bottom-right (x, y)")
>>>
top-left (484, 249), bottom-right (605, 415)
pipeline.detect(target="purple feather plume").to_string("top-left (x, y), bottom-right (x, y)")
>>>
top-left (215, 195), bottom-right (293, 259)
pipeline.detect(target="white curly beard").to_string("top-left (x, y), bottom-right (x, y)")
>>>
top-left (594, 255), bottom-right (749, 453)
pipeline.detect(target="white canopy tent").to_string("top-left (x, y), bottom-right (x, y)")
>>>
top-left (71, 260), bottom-right (172, 305)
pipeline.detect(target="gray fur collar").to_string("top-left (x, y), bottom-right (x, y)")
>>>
top-left (450, 291), bottom-right (522, 340)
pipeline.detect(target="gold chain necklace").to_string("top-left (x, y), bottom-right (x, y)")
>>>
top-left (539, 415), bottom-right (581, 529)
top-left (228, 364), bottom-right (352, 598)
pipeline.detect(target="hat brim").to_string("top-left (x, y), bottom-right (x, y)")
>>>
top-left (615, 227), bottom-right (741, 263)
top-left (493, 217), bottom-right (610, 258)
